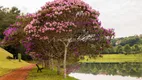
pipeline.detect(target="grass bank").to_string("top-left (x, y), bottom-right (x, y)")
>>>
top-left (27, 68), bottom-right (77, 80)
top-left (80, 54), bottom-right (142, 62)
top-left (0, 47), bottom-right (29, 76)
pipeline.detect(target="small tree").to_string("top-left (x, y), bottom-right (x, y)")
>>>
top-left (133, 44), bottom-right (141, 53)
top-left (124, 44), bottom-right (131, 55)
top-left (116, 45), bottom-right (123, 54)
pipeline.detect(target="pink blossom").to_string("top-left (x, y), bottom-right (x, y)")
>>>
top-left (69, 30), bottom-right (72, 32)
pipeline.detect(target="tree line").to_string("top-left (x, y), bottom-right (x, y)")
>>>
top-left (102, 35), bottom-right (142, 54)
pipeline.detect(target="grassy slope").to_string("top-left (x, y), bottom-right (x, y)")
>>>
top-left (27, 68), bottom-right (77, 80)
top-left (0, 47), bottom-right (29, 76)
top-left (80, 54), bottom-right (142, 62)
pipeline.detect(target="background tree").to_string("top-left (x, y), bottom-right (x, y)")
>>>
top-left (0, 6), bottom-right (20, 39)
top-left (116, 45), bottom-right (123, 54)
top-left (102, 48), bottom-right (110, 54)
top-left (124, 44), bottom-right (131, 55)
top-left (0, 6), bottom-right (23, 59)
top-left (1, 13), bottom-right (33, 59)
top-left (133, 44), bottom-right (141, 53)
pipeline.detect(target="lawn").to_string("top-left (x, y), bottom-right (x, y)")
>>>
top-left (0, 47), bottom-right (30, 76)
top-left (27, 68), bottom-right (77, 80)
top-left (80, 54), bottom-right (142, 62)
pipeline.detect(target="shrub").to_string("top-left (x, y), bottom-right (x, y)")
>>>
top-left (6, 56), bottom-right (13, 59)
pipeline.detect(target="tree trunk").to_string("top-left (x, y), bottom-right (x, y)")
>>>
top-left (61, 38), bottom-right (71, 78)
top-left (57, 60), bottom-right (61, 75)
top-left (64, 45), bottom-right (68, 78)
top-left (45, 60), bottom-right (50, 68)
top-left (44, 60), bottom-right (47, 68)
top-left (51, 58), bottom-right (54, 70)
top-left (49, 59), bottom-right (51, 69)
top-left (42, 60), bottom-right (44, 68)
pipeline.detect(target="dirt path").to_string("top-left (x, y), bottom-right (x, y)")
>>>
top-left (0, 64), bottom-right (35, 80)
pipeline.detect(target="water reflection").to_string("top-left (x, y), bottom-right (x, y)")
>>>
top-left (69, 62), bottom-right (142, 80)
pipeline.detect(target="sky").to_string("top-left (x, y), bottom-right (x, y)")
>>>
top-left (0, 0), bottom-right (142, 38)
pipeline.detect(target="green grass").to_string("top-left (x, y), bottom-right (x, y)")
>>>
top-left (27, 68), bottom-right (77, 80)
top-left (0, 47), bottom-right (30, 76)
top-left (80, 54), bottom-right (142, 62)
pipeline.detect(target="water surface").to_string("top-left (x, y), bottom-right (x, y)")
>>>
top-left (69, 63), bottom-right (142, 80)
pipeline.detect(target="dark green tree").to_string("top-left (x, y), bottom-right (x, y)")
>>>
top-left (0, 6), bottom-right (20, 39)
top-left (116, 45), bottom-right (123, 54)
top-left (133, 44), bottom-right (141, 53)
top-left (124, 44), bottom-right (131, 55)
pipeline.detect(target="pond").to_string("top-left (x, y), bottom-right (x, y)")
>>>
top-left (69, 62), bottom-right (142, 80)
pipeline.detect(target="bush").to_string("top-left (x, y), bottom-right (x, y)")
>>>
top-left (6, 56), bottom-right (13, 59)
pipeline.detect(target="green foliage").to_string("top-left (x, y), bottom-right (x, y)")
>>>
top-left (120, 37), bottom-right (142, 46)
top-left (0, 6), bottom-right (20, 38)
top-left (116, 45), bottom-right (123, 53)
top-left (108, 47), bottom-right (116, 54)
top-left (102, 47), bottom-right (116, 54)
top-left (80, 54), bottom-right (142, 62)
top-left (133, 44), bottom-right (141, 53)
top-left (124, 44), bottom-right (131, 54)
top-left (102, 48), bottom-right (110, 54)
top-left (107, 35), bottom-right (142, 54)
top-left (112, 35), bottom-right (142, 46)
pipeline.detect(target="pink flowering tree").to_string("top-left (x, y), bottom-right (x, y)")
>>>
top-left (24, 0), bottom-right (115, 78)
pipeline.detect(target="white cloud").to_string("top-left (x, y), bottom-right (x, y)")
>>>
top-left (0, 0), bottom-right (52, 13)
